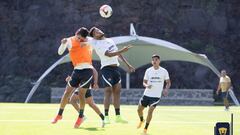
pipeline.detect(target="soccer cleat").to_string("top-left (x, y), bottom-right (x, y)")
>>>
top-left (104, 116), bottom-right (110, 124)
top-left (74, 117), bottom-right (85, 128)
top-left (142, 129), bottom-right (147, 135)
top-left (101, 120), bottom-right (105, 128)
top-left (137, 120), bottom-right (145, 129)
top-left (51, 115), bottom-right (62, 124)
top-left (115, 115), bottom-right (128, 123)
top-left (224, 108), bottom-right (229, 111)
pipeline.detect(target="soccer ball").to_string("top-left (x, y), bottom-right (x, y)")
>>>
top-left (99, 5), bottom-right (113, 18)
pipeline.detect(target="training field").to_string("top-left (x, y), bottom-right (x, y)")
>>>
top-left (0, 103), bottom-right (239, 135)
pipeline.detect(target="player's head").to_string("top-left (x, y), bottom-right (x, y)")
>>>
top-left (151, 54), bottom-right (160, 66)
top-left (89, 27), bottom-right (104, 39)
top-left (75, 27), bottom-right (89, 41)
top-left (221, 69), bottom-right (227, 77)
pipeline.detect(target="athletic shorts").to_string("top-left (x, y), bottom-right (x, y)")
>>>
top-left (68, 69), bottom-right (93, 88)
top-left (139, 95), bottom-right (160, 107)
top-left (221, 91), bottom-right (229, 99)
top-left (101, 66), bottom-right (121, 87)
top-left (74, 89), bottom-right (92, 98)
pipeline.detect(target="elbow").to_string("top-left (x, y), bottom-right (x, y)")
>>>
top-left (105, 53), bottom-right (114, 57)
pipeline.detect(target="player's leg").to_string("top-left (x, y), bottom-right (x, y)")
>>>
top-left (112, 67), bottom-right (127, 123)
top-left (143, 106), bottom-right (156, 135)
top-left (104, 87), bottom-right (112, 124)
top-left (51, 85), bottom-right (74, 124)
top-left (143, 97), bottom-right (160, 134)
top-left (86, 94), bottom-right (105, 127)
top-left (69, 91), bottom-right (80, 112)
top-left (74, 69), bottom-right (93, 128)
top-left (112, 83), bottom-right (121, 114)
top-left (137, 96), bottom-right (147, 129)
top-left (223, 92), bottom-right (230, 110)
top-left (86, 97), bottom-right (104, 119)
top-left (74, 88), bottom-right (87, 128)
top-left (112, 82), bottom-right (127, 123)
top-left (102, 67), bottom-right (114, 124)
top-left (137, 105), bottom-right (145, 128)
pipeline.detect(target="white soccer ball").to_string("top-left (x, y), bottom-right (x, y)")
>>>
top-left (99, 5), bottom-right (113, 18)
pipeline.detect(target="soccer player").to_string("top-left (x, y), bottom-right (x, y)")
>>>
top-left (65, 72), bottom-right (105, 128)
top-left (52, 27), bottom-right (96, 128)
top-left (137, 54), bottom-right (171, 135)
top-left (70, 89), bottom-right (105, 127)
top-left (216, 69), bottom-right (232, 111)
top-left (89, 27), bottom-right (135, 124)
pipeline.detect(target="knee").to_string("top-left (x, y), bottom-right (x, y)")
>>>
top-left (137, 108), bottom-right (141, 113)
top-left (137, 107), bottom-right (143, 113)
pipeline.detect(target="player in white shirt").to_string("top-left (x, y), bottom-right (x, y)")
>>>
top-left (89, 27), bottom-right (135, 124)
top-left (137, 54), bottom-right (171, 135)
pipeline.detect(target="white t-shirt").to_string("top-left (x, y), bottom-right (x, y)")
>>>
top-left (89, 38), bottom-right (120, 69)
top-left (143, 66), bottom-right (170, 98)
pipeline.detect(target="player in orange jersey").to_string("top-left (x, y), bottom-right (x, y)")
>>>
top-left (52, 27), bottom-right (96, 128)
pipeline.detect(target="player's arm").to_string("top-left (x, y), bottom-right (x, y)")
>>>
top-left (143, 80), bottom-right (151, 89)
top-left (163, 79), bottom-right (171, 96)
top-left (118, 54), bottom-right (135, 72)
top-left (58, 38), bottom-right (68, 55)
top-left (165, 79), bottom-right (171, 90)
top-left (216, 83), bottom-right (221, 95)
top-left (92, 67), bottom-right (99, 90)
top-left (105, 45), bottom-right (132, 57)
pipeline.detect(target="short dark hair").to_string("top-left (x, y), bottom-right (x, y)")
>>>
top-left (75, 27), bottom-right (89, 38)
top-left (152, 54), bottom-right (160, 59)
top-left (89, 27), bottom-right (96, 37)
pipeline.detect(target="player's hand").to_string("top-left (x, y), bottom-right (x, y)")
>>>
top-left (121, 45), bottom-right (133, 53)
top-left (216, 90), bottom-right (219, 95)
top-left (146, 84), bottom-right (152, 89)
top-left (128, 65), bottom-right (135, 73)
top-left (61, 38), bottom-right (67, 44)
top-left (163, 89), bottom-right (168, 96)
top-left (92, 83), bottom-right (99, 90)
top-left (65, 75), bottom-right (71, 82)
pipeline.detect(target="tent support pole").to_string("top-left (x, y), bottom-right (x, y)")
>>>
top-left (126, 72), bottom-right (130, 89)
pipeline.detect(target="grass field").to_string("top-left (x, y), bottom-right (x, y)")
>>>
top-left (0, 103), bottom-right (239, 135)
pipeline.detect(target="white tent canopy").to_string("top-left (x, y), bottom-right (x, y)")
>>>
top-left (25, 24), bottom-right (222, 103)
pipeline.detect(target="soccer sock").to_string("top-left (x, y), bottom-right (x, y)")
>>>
top-left (58, 109), bottom-right (64, 116)
top-left (115, 108), bottom-right (120, 115)
top-left (78, 109), bottom-right (84, 118)
top-left (99, 113), bottom-right (104, 120)
top-left (140, 116), bottom-right (144, 122)
top-left (105, 109), bottom-right (109, 116)
top-left (144, 123), bottom-right (149, 130)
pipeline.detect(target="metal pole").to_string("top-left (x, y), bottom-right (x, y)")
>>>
top-left (231, 113), bottom-right (233, 135)
top-left (126, 72), bottom-right (130, 89)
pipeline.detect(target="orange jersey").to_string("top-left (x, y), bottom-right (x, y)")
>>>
top-left (69, 37), bottom-right (92, 67)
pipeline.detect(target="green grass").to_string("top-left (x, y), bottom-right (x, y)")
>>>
top-left (0, 103), bottom-right (239, 135)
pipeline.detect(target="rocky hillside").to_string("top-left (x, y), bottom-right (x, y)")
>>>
top-left (0, 0), bottom-right (239, 102)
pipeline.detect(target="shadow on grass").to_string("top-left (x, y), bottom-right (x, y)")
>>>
top-left (78, 127), bottom-right (105, 131)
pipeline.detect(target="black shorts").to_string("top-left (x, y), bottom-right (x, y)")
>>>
top-left (101, 66), bottom-right (121, 87)
top-left (139, 95), bottom-right (160, 107)
top-left (221, 91), bottom-right (229, 99)
top-left (68, 69), bottom-right (93, 88)
top-left (74, 89), bottom-right (92, 98)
